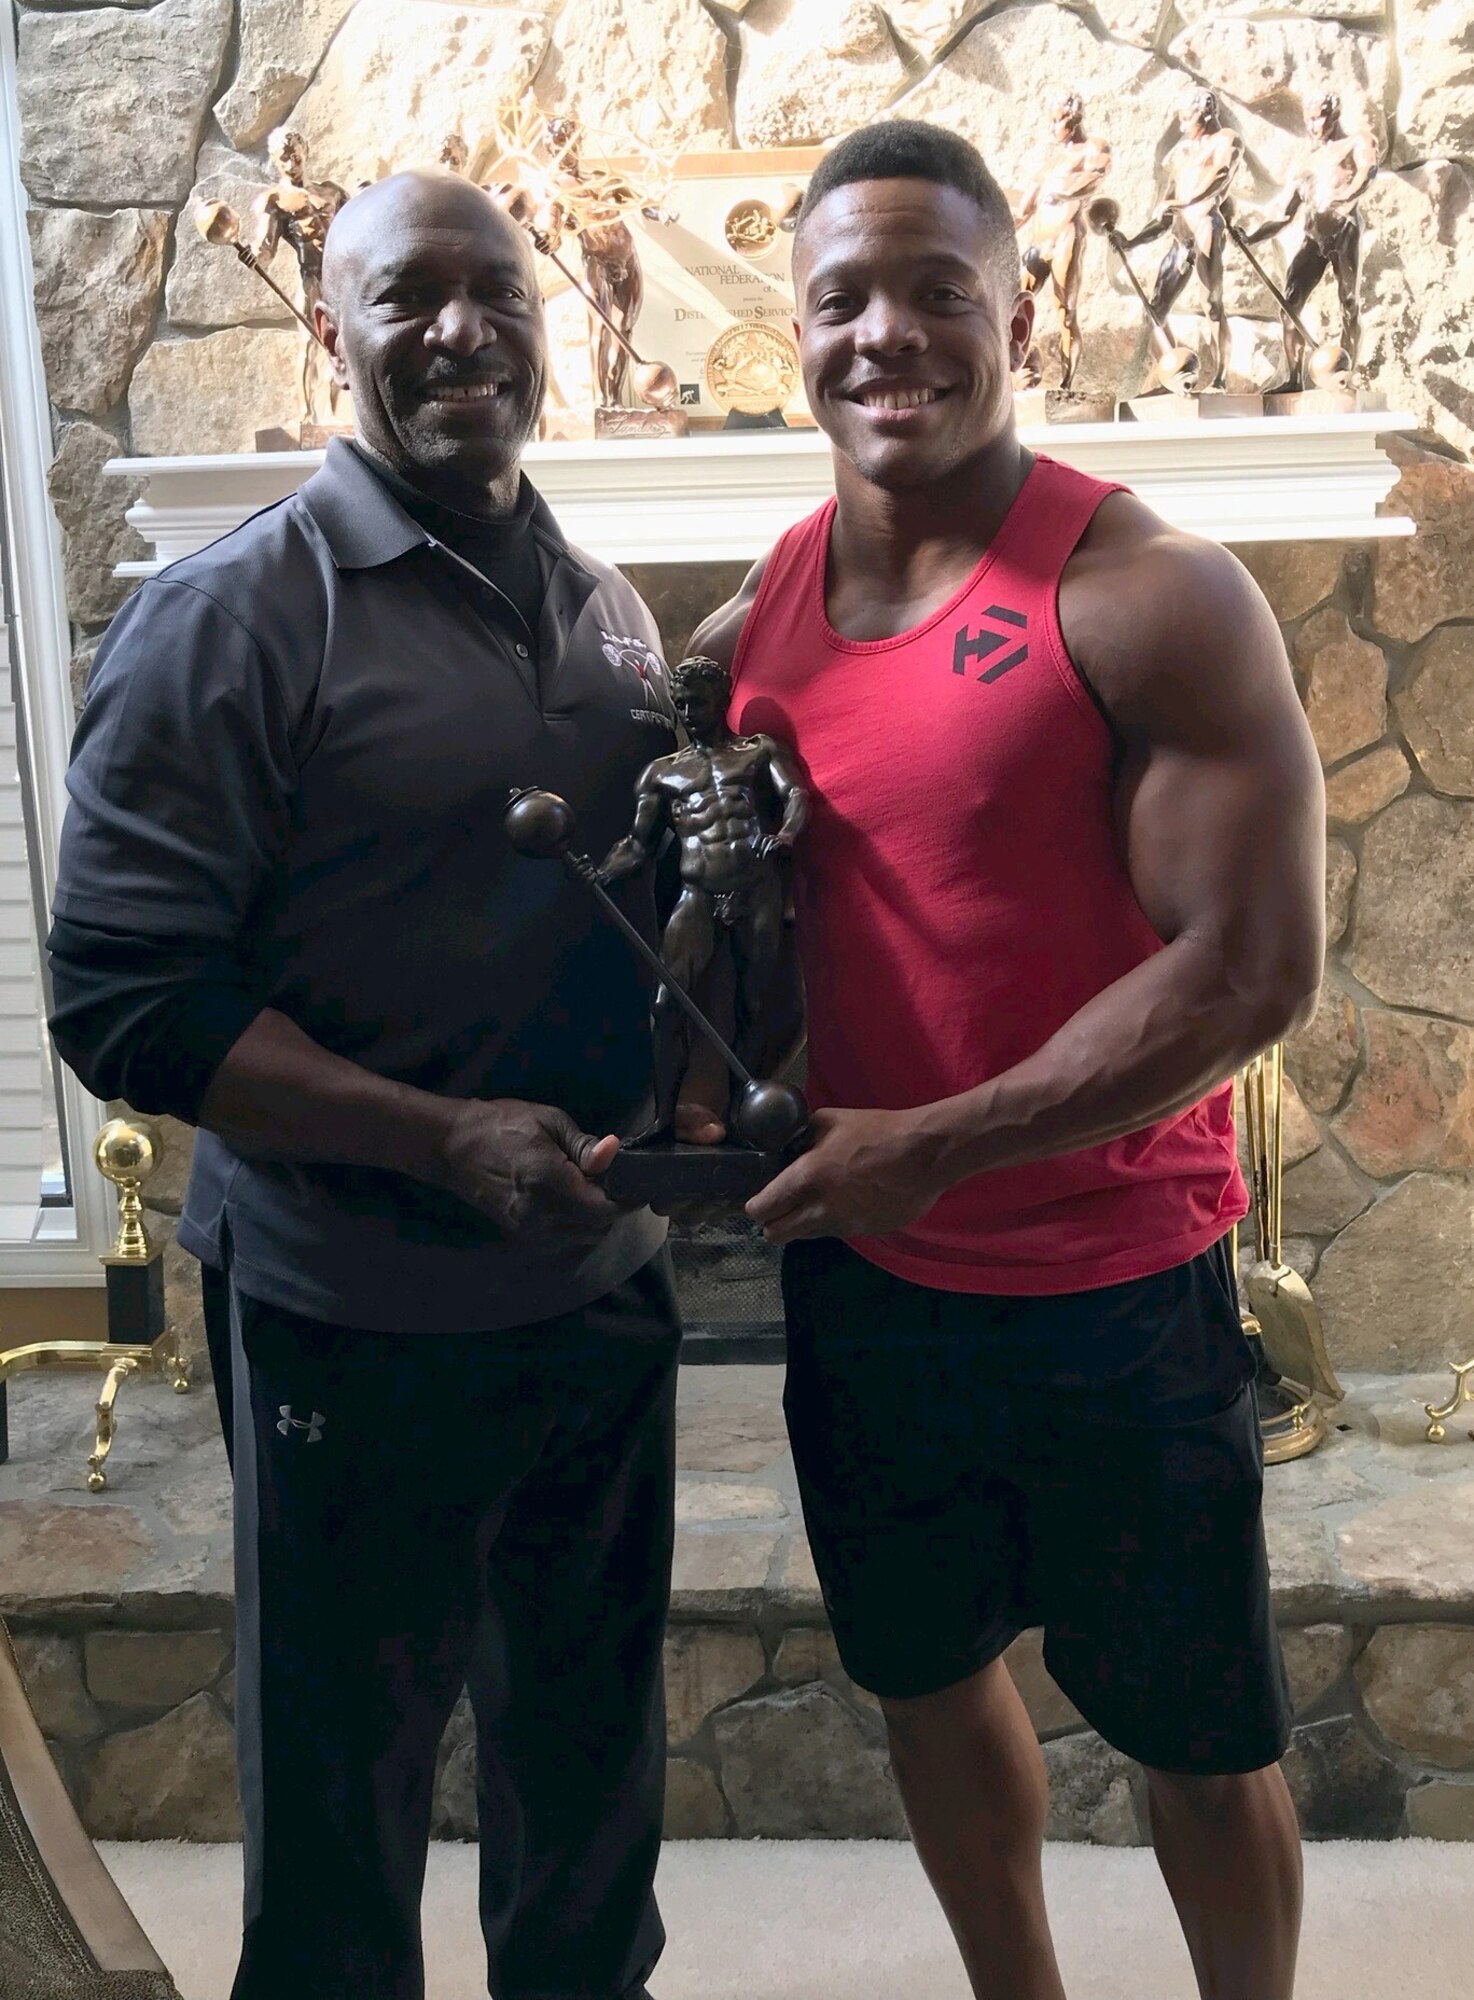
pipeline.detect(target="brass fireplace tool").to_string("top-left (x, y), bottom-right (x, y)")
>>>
top-left (0, 1120), bottom-right (190, 1493)
top-left (1424, 1359), bottom-right (1474, 1443)
top-left (1238, 1045), bottom-right (1344, 1464)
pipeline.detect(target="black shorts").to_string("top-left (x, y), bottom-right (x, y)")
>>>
top-left (781, 1233), bottom-right (1293, 1777)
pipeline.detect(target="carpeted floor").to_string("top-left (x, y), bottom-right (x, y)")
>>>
top-left (100, 1837), bottom-right (1474, 1999)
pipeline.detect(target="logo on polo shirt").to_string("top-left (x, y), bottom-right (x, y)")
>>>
top-left (952, 605), bottom-right (1029, 683)
top-left (601, 630), bottom-right (676, 729)
top-left (276, 1405), bottom-right (325, 1443)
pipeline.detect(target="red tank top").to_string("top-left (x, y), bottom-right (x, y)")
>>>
top-left (731, 454), bottom-right (1247, 1296)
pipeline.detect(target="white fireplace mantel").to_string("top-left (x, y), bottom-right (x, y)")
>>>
top-left (109, 412), bottom-right (1414, 574)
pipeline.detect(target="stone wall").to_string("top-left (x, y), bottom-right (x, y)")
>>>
top-left (16, 0), bottom-right (1474, 1374)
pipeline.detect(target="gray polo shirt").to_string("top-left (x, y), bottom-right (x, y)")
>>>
top-left (50, 440), bottom-right (675, 1332)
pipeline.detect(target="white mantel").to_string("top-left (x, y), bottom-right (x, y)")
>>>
top-left (108, 412), bottom-right (1414, 574)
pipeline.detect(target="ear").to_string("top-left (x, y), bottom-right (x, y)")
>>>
top-left (1008, 290), bottom-right (1035, 373)
top-left (316, 302), bottom-right (351, 389)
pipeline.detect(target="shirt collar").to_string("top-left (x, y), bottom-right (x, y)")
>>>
top-left (298, 435), bottom-right (584, 575)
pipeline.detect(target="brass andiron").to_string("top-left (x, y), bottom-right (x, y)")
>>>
top-left (1237, 1047), bottom-right (1342, 1464)
top-left (1425, 1357), bottom-right (1474, 1443)
top-left (0, 1120), bottom-right (189, 1494)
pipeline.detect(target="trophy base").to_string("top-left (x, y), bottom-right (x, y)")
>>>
top-left (606, 1142), bottom-right (793, 1206)
top-left (595, 406), bottom-right (690, 440)
top-left (1125, 390), bottom-right (1264, 421)
top-left (1045, 389), bottom-right (1117, 425)
top-left (253, 422), bottom-right (355, 451)
top-left (1265, 387), bottom-right (1384, 418)
top-left (102, 1251), bottom-right (166, 1345)
top-left (299, 421), bottom-right (357, 449)
top-left (723, 407), bottom-right (789, 430)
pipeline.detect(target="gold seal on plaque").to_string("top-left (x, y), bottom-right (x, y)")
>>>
top-left (704, 321), bottom-right (800, 416)
top-left (724, 197), bottom-right (780, 259)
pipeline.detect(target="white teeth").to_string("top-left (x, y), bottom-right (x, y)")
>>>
top-left (429, 382), bottom-right (502, 402)
top-left (860, 387), bottom-right (939, 410)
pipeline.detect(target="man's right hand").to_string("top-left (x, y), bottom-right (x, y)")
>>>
top-left (431, 1097), bottom-right (622, 1242)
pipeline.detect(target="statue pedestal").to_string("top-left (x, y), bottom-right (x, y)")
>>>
top-left (1045, 389), bottom-right (1117, 425)
top-left (1267, 386), bottom-right (1383, 419)
top-left (606, 1142), bottom-right (794, 1207)
top-left (1126, 391), bottom-right (1265, 421)
top-left (595, 405), bottom-right (689, 440)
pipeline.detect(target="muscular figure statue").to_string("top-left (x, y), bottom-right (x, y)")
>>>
top-left (1119, 86), bottom-right (1243, 392)
top-left (597, 657), bottom-right (808, 1146)
top-left (248, 128), bottom-right (348, 418)
top-left (1013, 92), bottom-right (1112, 391)
top-left (540, 116), bottom-right (670, 409)
top-left (1242, 92), bottom-right (1379, 392)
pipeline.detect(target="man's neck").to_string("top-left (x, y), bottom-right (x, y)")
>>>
top-left (828, 428), bottom-right (1032, 592)
top-left (353, 436), bottom-right (522, 521)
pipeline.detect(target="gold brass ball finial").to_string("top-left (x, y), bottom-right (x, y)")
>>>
top-left (194, 198), bottom-right (241, 248)
top-left (94, 1119), bottom-right (158, 1262)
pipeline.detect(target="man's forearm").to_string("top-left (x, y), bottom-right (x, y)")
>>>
top-left (915, 937), bottom-right (1313, 1190)
top-left (197, 1008), bottom-right (458, 1186)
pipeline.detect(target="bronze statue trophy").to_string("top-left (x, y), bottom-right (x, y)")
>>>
top-left (489, 109), bottom-right (687, 439)
top-left (505, 658), bottom-right (810, 1204)
top-left (1234, 91), bottom-right (1378, 412)
top-left (248, 127), bottom-right (350, 441)
top-left (1012, 91), bottom-right (1114, 421)
top-left (1098, 86), bottom-right (1250, 411)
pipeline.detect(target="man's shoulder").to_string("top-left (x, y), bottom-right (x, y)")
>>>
top-left (147, 487), bottom-right (329, 634)
top-left (1069, 489), bottom-right (1254, 611)
top-left (1062, 490), bottom-right (1283, 715)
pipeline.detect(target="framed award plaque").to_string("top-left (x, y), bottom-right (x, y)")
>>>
top-left (614, 148), bottom-right (824, 431)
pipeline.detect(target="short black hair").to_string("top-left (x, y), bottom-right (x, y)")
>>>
top-left (670, 655), bottom-right (731, 703)
top-left (793, 119), bottom-right (1019, 298)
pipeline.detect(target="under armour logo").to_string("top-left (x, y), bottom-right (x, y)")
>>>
top-left (953, 605), bottom-right (1029, 682)
top-left (276, 1405), bottom-right (325, 1443)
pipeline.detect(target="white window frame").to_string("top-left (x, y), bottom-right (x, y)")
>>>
top-left (0, 5), bottom-right (114, 1282)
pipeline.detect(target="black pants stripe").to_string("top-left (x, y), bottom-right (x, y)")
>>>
top-left (226, 1254), bottom-right (681, 2000)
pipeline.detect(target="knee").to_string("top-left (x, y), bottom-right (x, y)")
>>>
top-left (1143, 1765), bottom-right (1274, 1824)
top-left (878, 1663), bottom-right (1013, 1766)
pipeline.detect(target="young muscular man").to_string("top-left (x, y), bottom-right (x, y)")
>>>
top-left (690, 122), bottom-right (1323, 2000)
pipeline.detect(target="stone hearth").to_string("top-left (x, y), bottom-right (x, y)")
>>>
top-left (3, 1363), bottom-right (1474, 1844)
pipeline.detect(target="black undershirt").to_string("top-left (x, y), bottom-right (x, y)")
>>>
top-left (350, 440), bottom-right (547, 643)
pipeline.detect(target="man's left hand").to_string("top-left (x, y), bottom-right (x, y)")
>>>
top-left (745, 1106), bottom-right (949, 1244)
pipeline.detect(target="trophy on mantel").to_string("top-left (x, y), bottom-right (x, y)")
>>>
top-left (1092, 86), bottom-right (1255, 416)
top-left (505, 657), bottom-right (811, 1205)
top-left (195, 125), bottom-right (352, 450)
top-left (485, 104), bottom-right (687, 439)
top-left (248, 129), bottom-right (350, 441)
top-left (1233, 90), bottom-right (1380, 414)
top-left (1010, 91), bottom-right (1114, 423)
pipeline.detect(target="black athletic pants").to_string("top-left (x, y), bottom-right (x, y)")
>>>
top-left (225, 1253), bottom-right (681, 2000)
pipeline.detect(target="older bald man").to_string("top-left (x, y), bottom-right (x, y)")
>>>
top-left (48, 173), bottom-right (681, 2000)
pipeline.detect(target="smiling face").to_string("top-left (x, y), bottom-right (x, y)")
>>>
top-left (792, 177), bottom-right (1030, 494)
top-left (317, 173), bottom-right (547, 504)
